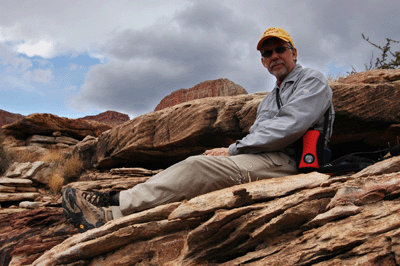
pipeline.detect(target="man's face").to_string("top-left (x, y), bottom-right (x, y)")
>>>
top-left (260, 38), bottom-right (297, 83)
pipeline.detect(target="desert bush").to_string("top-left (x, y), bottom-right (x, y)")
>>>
top-left (0, 136), bottom-right (83, 192)
top-left (349, 34), bottom-right (400, 74)
top-left (48, 172), bottom-right (65, 193)
top-left (362, 34), bottom-right (400, 70)
top-left (41, 149), bottom-right (83, 192)
top-left (40, 149), bottom-right (66, 167)
top-left (57, 155), bottom-right (83, 182)
top-left (41, 149), bottom-right (83, 180)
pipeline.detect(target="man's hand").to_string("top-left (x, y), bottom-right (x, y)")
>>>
top-left (204, 148), bottom-right (230, 156)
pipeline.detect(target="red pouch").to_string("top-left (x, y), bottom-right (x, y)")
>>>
top-left (295, 129), bottom-right (325, 173)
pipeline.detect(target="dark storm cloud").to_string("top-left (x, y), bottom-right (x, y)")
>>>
top-left (69, 0), bottom-right (400, 118)
top-left (71, 1), bottom-right (265, 117)
top-left (285, 0), bottom-right (400, 68)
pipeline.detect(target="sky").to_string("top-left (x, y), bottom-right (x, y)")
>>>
top-left (1, 0), bottom-right (399, 119)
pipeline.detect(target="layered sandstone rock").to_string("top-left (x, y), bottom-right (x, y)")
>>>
top-left (0, 110), bottom-right (129, 133)
top-left (30, 156), bottom-right (400, 266)
top-left (95, 92), bottom-right (264, 169)
top-left (90, 69), bottom-right (400, 170)
top-left (0, 207), bottom-right (77, 266)
top-left (154, 78), bottom-right (248, 111)
top-left (2, 113), bottom-right (112, 140)
top-left (0, 167), bottom-right (160, 266)
top-left (0, 109), bottom-right (24, 132)
top-left (330, 69), bottom-right (400, 154)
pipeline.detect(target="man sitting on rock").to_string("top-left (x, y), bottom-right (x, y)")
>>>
top-left (62, 27), bottom-right (335, 233)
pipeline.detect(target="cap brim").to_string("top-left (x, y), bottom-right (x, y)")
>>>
top-left (257, 36), bottom-right (292, 50)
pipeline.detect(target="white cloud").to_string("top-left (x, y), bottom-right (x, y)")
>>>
top-left (33, 69), bottom-right (54, 84)
top-left (17, 40), bottom-right (54, 58)
top-left (1, 76), bottom-right (44, 95)
top-left (0, 44), bottom-right (32, 72)
top-left (89, 53), bottom-right (107, 64)
top-left (0, 0), bottom-right (189, 58)
top-left (4, 56), bottom-right (32, 73)
top-left (64, 85), bottom-right (78, 91)
top-left (69, 63), bottom-right (79, 71)
top-left (22, 69), bottom-right (54, 84)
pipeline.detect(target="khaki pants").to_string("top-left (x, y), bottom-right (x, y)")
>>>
top-left (112, 151), bottom-right (297, 218)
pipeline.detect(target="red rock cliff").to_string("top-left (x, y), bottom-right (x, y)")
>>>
top-left (154, 78), bottom-right (248, 111)
top-left (80, 111), bottom-right (130, 127)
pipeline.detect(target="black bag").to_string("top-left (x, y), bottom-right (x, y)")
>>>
top-left (318, 147), bottom-right (393, 175)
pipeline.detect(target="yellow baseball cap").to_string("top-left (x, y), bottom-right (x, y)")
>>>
top-left (257, 27), bottom-right (295, 50)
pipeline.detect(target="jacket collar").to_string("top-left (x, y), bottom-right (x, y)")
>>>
top-left (274, 64), bottom-right (303, 89)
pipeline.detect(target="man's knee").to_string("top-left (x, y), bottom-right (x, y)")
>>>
top-left (182, 155), bottom-right (206, 170)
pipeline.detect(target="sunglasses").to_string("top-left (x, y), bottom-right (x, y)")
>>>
top-left (261, 46), bottom-right (292, 58)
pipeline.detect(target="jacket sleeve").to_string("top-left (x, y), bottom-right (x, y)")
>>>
top-left (229, 73), bottom-right (332, 155)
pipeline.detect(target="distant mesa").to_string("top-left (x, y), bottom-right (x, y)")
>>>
top-left (154, 78), bottom-right (248, 111)
top-left (79, 111), bottom-right (130, 127)
top-left (0, 110), bottom-right (130, 134)
top-left (0, 110), bottom-right (25, 132)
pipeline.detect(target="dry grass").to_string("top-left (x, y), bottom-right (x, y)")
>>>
top-left (12, 149), bottom-right (44, 163)
top-left (41, 149), bottom-right (66, 166)
top-left (58, 155), bottom-right (83, 181)
top-left (0, 137), bottom-right (83, 192)
top-left (48, 172), bottom-right (65, 193)
top-left (327, 72), bottom-right (348, 83)
top-left (42, 150), bottom-right (84, 192)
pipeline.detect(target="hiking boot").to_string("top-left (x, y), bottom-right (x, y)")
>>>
top-left (75, 189), bottom-right (119, 207)
top-left (79, 190), bottom-right (112, 207)
top-left (62, 187), bottom-right (113, 233)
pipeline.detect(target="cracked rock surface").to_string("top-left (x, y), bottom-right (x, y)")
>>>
top-left (26, 156), bottom-right (400, 266)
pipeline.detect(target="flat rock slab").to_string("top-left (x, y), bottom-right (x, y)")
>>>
top-left (0, 185), bottom-right (16, 192)
top-left (0, 192), bottom-right (40, 202)
top-left (169, 172), bottom-right (330, 220)
top-left (0, 177), bottom-right (33, 186)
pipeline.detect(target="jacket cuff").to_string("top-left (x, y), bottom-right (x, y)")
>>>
top-left (229, 143), bottom-right (239, 156)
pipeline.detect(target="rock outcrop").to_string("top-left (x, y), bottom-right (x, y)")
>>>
top-left (90, 69), bottom-right (400, 170)
top-left (0, 110), bottom-right (24, 132)
top-left (80, 110), bottom-right (130, 127)
top-left (96, 92), bottom-right (264, 169)
top-left (2, 113), bottom-right (112, 140)
top-left (329, 69), bottom-right (400, 156)
top-left (0, 207), bottom-right (77, 266)
top-left (0, 110), bottom-right (129, 131)
top-left (154, 78), bottom-right (248, 111)
top-left (29, 155), bottom-right (400, 266)
top-left (0, 167), bottom-right (160, 266)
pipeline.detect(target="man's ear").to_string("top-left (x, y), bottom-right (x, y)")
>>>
top-left (261, 57), bottom-right (268, 68)
top-left (292, 48), bottom-right (298, 61)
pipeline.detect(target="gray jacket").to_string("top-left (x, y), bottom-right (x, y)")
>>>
top-left (229, 64), bottom-right (335, 155)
